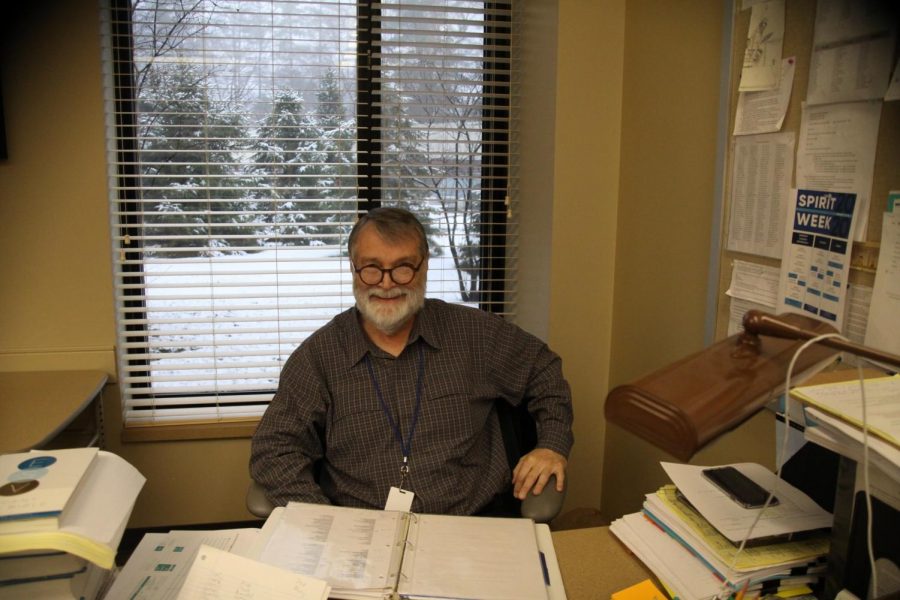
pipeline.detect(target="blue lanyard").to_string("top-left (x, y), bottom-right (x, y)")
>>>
top-left (364, 343), bottom-right (425, 489)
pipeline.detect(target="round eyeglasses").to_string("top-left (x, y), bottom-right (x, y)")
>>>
top-left (352, 258), bottom-right (425, 285)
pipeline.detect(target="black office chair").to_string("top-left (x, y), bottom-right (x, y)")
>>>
top-left (247, 399), bottom-right (566, 523)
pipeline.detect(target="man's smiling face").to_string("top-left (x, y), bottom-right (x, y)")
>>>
top-left (351, 224), bottom-right (427, 336)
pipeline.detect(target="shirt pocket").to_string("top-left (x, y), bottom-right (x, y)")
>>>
top-left (419, 384), bottom-right (495, 445)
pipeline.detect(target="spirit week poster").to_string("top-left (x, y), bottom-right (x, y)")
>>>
top-left (777, 189), bottom-right (857, 330)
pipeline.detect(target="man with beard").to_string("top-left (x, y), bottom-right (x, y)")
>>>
top-left (250, 207), bottom-right (573, 515)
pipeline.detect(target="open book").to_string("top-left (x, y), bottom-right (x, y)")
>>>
top-left (0, 451), bottom-right (145, 569)
top-left (0, 447), bottom-right (99, 534)
top-left (252, 502), bottom-right (563, 600)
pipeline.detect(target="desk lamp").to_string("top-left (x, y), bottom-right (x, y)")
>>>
top-left (604, 309), bottom-right (900, 600)
top-left (604, 310), bottom-right (900, 462)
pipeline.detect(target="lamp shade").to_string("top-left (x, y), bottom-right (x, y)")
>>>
top-left (604, 313), bottom-right (840, 461)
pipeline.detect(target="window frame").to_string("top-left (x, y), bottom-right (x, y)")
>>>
top-left (104, 0), bottom-right (515, 437)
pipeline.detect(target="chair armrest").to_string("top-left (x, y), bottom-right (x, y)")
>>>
top-left (250, 477), bottom-right (565, 522)
top-left (246, 480), bottom-right (276, 519)
top-left (520, 474), bottom-right (566, 523)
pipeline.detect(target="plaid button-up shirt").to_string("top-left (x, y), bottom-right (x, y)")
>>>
top-left (250, 298), bottom-right (574, 515)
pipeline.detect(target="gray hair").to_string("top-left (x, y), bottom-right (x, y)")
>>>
top-left (348, 207), bottom-right (429, 261)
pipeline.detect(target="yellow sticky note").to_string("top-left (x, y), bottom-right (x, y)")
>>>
top-left (775, 586), bottom-right (814, 598)
top-left (612, 578), bottom-right (669, 600)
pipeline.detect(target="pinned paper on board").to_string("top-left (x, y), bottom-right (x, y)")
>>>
top-left (807, 0), bottom-right (897, 105)
top-left (739, 0), bottom-right (785, 91)
top-left (796, 101), bottom-right (880, 241)
top-left (726, 132), bottom-right (794, 259)
top-left (734, 57), bottom-right (795, 135)
top-left (777, 189), bottom-right (857, 332)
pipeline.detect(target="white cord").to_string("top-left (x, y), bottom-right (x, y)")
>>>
top-left (772, 334), bottom-right (878, 597)
top-left (717, 331), bottom-right (850, 600)
top-left (855, 362), bottom-right (878, 598)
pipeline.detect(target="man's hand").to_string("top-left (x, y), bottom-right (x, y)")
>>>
top-left (511, 448), bottom-right (567, 500)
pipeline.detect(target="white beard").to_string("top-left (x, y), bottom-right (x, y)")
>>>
top-left (354, 279), bottom-right (426, 335)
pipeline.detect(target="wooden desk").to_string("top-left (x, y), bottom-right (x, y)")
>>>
top-left (0, 370), bottom-right (108, 453)
top-left (552, 526), bottom-right (652, 599)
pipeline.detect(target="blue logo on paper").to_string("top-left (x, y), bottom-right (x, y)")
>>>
top-left (18, 456), bottom-right (57, 470)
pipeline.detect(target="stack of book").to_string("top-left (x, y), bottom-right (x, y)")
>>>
top-left (611, 462), bottom-right (833, 600)
top-left (0, 447), bottom-right (145, 599)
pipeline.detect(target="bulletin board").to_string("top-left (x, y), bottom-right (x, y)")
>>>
top-left (713, 0), bottom-right (900, 344)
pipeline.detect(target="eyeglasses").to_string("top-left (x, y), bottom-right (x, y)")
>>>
top-left (352, 258), bottom-right (425, 285)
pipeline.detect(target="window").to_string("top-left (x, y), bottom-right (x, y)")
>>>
top-left (100, 0), bottom-right (517, 428)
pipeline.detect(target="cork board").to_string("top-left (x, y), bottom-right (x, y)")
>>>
top-left (713, 0), bottom-right (900, 339)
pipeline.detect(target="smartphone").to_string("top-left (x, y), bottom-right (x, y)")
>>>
top-left (701, 466), bottom-right (778, 509)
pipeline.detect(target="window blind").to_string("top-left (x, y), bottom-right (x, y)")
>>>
top-left (100, 0), bottom-right (518, 425)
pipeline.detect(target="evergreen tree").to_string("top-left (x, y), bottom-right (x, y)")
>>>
top-left (308, 70), bottom-right (356, 244)
top-left (250, 89), bottom-right (321, 246)
top-left (138, 62), bottom-right (250, 257)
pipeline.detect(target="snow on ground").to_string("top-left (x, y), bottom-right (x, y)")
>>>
top-left (132, 246), bottom-right (469, 397)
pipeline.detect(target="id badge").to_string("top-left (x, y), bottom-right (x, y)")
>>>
top-left (385, 486), bottom-right (414, 512)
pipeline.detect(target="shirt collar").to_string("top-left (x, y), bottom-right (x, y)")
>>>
top-left (343, 300), bottom-right (442, 367)
top-left (409, 300), bottom-right (441, 351)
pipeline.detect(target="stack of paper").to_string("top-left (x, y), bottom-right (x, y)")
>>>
top-left (0, 448), bottom-right (145, 599)
top-left (104, 529), bottom-right (256, 599)
top-left (0, 554), bottom-right (111, 600)
top-left (792, 375), bottom-right (899, 448)
top-left (793, 375), bottom-right (900, 484)
top-left (611, 463), bottom-right (833, 600)
top-left (176, 544), bottom-right (331, 600)
top-left (103, 528), bottom-right (332, 600)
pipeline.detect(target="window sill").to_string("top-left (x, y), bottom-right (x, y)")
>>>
top-left (120, 418), bottom-right (259, 443)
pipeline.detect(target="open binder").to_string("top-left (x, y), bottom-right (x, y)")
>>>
top-left (252, 502), bottom-right (564, 600)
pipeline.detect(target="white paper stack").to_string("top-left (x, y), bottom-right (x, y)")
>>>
top-left (610, 463), bottom-right (833, 600)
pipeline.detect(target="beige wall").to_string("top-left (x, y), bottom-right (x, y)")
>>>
top-left (0, 0), bottom-right (741, 527)
top-left (0, 1), bottom-right (253, 527)
top-left (0, 2), bottom-right (114, 369)
top-left (549, 0), bottom-right (625, 511)
top-left (601, 1), bottom-right (780, 520)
